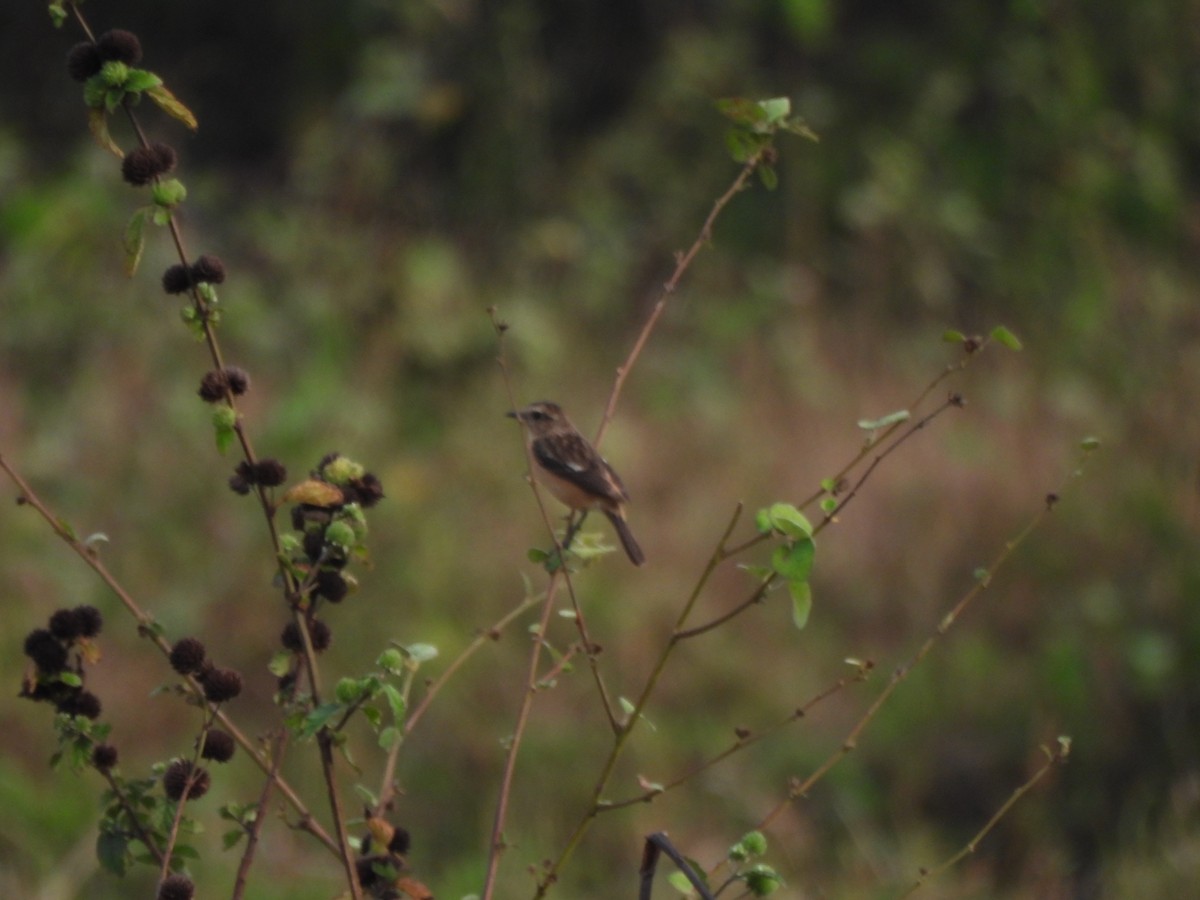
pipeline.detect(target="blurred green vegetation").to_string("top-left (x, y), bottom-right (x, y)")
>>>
top-left (3, 0), bottom-right (1200, 897)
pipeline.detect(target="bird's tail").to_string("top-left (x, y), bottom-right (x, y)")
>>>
top-left (604, 510), bottom-right (645, 566)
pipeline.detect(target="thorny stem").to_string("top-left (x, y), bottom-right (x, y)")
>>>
top-left (594, 151), bottom-right (765, 449)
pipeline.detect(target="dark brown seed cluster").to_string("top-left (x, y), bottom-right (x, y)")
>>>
top-left (199, 666), bottom-right (243, 704)
top-left (230, 458), bottom-right (288, 495)
top-left (200, 728), bottom-right (236, 763)
top-left (92, 743), bottom-right (119, 773)
top-left (96, 29), bottom-right (143, 65)
top-left (162, 759), bottom-right (210, 801)
top-left (168, 637), bottom-right (208, 676)
top-left (20, 607), bottom-right (105, 719)
top-left (162, 255), bottom-right (227, 296)
top-left (121, 142), bottom-right (177, 186)
top-left (157, 874), bottom-right (195, 900)
top-left (198, 366), bottom-right (250, 402)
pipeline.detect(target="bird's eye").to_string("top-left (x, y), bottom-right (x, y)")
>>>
top-left (531, 410), bottom-right (547, 420)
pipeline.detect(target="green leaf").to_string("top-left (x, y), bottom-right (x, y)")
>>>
top-left (267, 650), bottom-right (292, 677)
top-left (222, 828), bottom-right (246, 850)
top-left (619, 697), bottom-right (636, 717)
top-left (942, 329), bottom-right (966, 342)
top-left (790, 580), bottom-right (813, 629)
top-left (123, 69), bottom-right (163, 93)
top-left (716, 97), bottom-right (769, 126)
top-left (297, 702), bottom-right (343, 739)
top-left (58, 671), bottom-right (83, 688)
top-left (123, 208), bottom-right (147, 277)
top-left (781, 117), bottom-right (820, 141)
top-left (99, 61), bottom-right (130, 88)
top-left (725, 128), bottom-right (765, 163)
top-left (48, 1), bottom-right (68, 27)
top-left (757, 164), bottom-right (779, 191)
top-left (819, 497), bottom-right (838, 515)
top-left (1081, 436), bottom-right (1101, 451)
top-left (86, 107), bottom-right (124, 159)
top-left (772, 539), bottom-right (815, 582)
top-left (151, 178), bottom-right (187, 208)
top-left (212, 406), bottom-right (237, 454)
top-left (96, 830), bottom-right (129, 876)
top-left (381, 683), bottom-right (406, 722)
top-left (990, 325), bottom-right (1023, 350)
top-left (761, 502), bottom-right (813, 539)
top-left (403, 643), bottom-right (439, 664)
top-left (668, 870), bottom-right (697, 896)
top-left (758, 97), bottom-right (791, 124)
top-left (146, 83), bottom-right (199, 130)
top-left (857, 409), bottom-right (911, 431)
top-left (378, 725), bottom-right (401, 751)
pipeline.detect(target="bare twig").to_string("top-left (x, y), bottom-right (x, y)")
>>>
top-left (897, 737), bottom-right (1071, 897)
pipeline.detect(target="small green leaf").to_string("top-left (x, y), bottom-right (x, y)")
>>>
top-left (222, 828), bottom-right (246, 850)
top-left (1081, 436), bottom-right (1101, 451)
top-left (857, 409), bottom-right (911, 431)
top-left (146, 83), bottom-right (199, 130)
top-left (151, 178), bottom-right (187, 208)
top-left (123, 69), bottom-right (163, 93)
top-left (820, 497), bottom-right (838, 515)
top-left (298, 702), bottom-right (344, 739)
top-left (942, 329), bottom-right (966, 342)
top-left (757, 164), bottom-right (779, 190)
top-left (772, 539), bottom-right (815, 582)
top-left (762, 502), bottom-right (813, 539)
top-left (99, 61), bottom-right (130, 88)
top-left (378, 725), bottom-right (401, 751)
top-left (667, 870), bottom-right (696, 896)
top-left (122, 208), bottom-right (148, 277)
top-left (743, 863), bottom-right (783, 896)
top-left (403, 643), bottom-right (439, 664)
top-left (48, 1), bottom-right (68, 27)
top-left (619, 697), bottom-right (636, 716)
top-left (381, 683), bottom-right (406, 722)
top-left (790, 580), bottom-right (812, 629)
top-left (725, 128), bottom-right (765, 163)
top-left (86, 107), bottom-right (124, 159)
top-left (96, 830), bottom-right (129, 876)
top-left (58, 671), bottom-right (83, 688)
top-left (758, 97), bottom-right (791, 124)
top-left (212, 406), bottom-right (237, 454)
top-left (716, 97), bottom-right (769, 126)
top-left (990, 325), bottom-right (1023, 350)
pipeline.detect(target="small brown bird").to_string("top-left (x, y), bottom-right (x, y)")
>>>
top-left (508, 400), bottom-right (645, 566)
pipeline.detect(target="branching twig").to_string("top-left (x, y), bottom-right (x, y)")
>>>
top-left (753, 451), bottom-right (1093, 835)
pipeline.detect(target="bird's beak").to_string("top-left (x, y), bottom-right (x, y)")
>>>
top-left (506, 409), bottom-right (520, 420)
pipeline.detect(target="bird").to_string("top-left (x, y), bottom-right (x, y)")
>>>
top-left (507, 400), bottom-right (645, 566)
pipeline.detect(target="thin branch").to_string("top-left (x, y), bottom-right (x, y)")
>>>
top-left (600, 664), bottom-right (872, 812)
top-left (897, 738), bottom-right (1071, 898)
top-left (595, 151), bottom-right (766, 448)
top-left (754, 451), bottom-right (1093, 834)
top-left (232, 729), bottom-right (289, 900)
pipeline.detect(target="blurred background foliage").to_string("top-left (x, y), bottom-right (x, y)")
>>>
top-left (2, 0), bottom-right (1200, 897)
